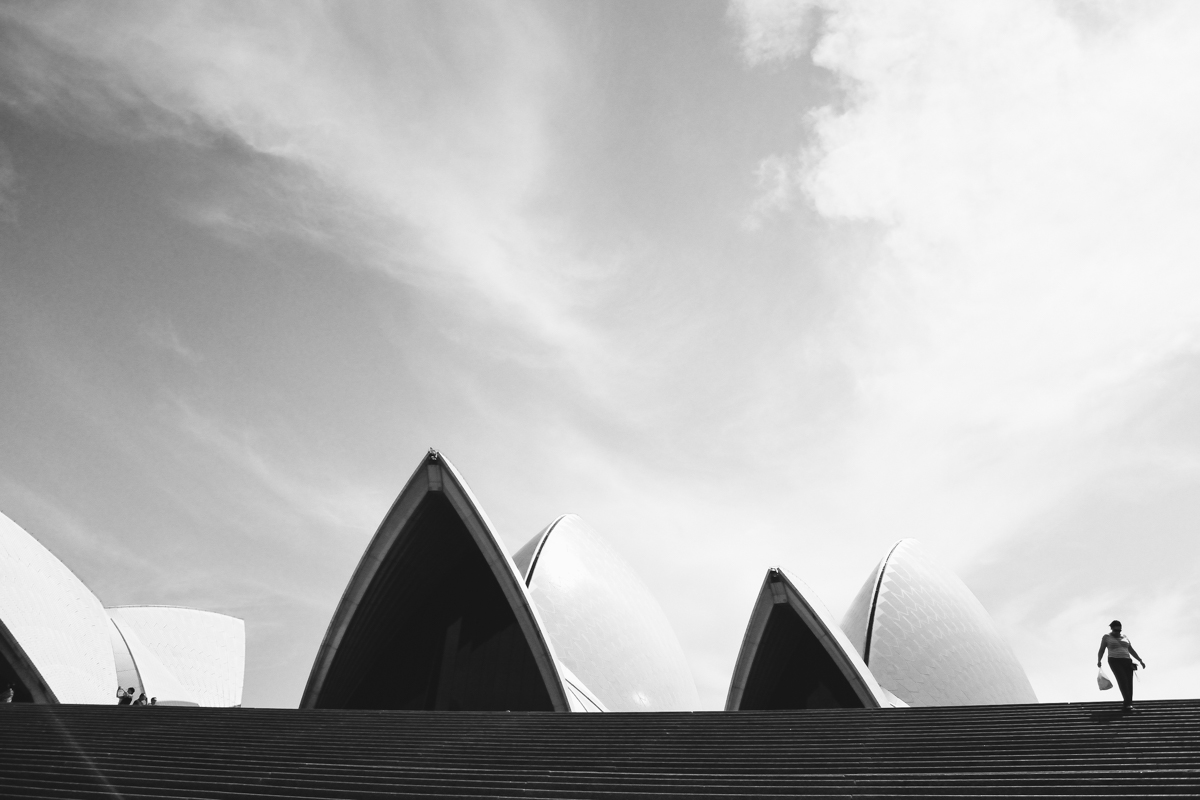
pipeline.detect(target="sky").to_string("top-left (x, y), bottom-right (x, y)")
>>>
top-left (1, 0), bottom-right (1198, 709)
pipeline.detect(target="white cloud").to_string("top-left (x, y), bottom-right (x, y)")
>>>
top-left (732, 0), bottom-right (1200, 533)
top-left (731, 0), bottom-right (1200, 698)
top-left (742, 154), bottom-right (797, 231)
top-left (140, 318), bottom-right (203, 364)
top-left (728, 0), bottom-right (822, 66)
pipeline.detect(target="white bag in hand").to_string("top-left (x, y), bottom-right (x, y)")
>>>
top-left (1097, 669), bottom-right (1113, 690)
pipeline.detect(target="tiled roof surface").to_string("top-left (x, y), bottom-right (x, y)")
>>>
top-left (0, 512), bottom-right (115, 704)
top-left (106, 607), bottom-right (244, 707)
top-left (518, 515), bottom-right (698, 712)
top-left (844, 539), bottom-right (1037, 706)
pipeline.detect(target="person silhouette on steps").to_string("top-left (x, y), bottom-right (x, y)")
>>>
top-left (1098, 620), bottom-right (1145, 711)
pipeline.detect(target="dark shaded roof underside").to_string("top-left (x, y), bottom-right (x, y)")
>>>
top-left (301, 452), bottom-right (567, 712)
top-left (308, 493), bottom-right (553, 710)
top-left (727, 569), bottom-right (885, 711)
top-left (736, 602), bottom-right (866, 710)
top-left (0, 619), bottom-right (54, 704)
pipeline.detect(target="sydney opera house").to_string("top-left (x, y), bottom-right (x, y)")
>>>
top-left (300, 449), bottom-right (1033, 713)
top-left (0, 511), bottom-right (244, 706)
top-left (13, 455), bottom-right (1200, 800)
top-left (2, 448), bottom-right (1034, 712)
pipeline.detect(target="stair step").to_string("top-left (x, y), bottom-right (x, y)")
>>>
top-left (2, 700), bottom-right (1198, 797)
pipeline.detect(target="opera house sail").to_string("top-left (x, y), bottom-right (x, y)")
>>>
top-left (841, 538), bottom-right (1037, 707)
top-left (3, 444), bottom-right (1037, 714)
top-left (512, 514), bottom-right (699, 712)
top-left (0, 511), bottom-right (245, 706)
top-left (107, 606), bottom-right (245, 707)
top-left (0, 512), bottom-right (116, 704)
top-left (726, 567), bottom-right (892, 710)
top-left (302, 450), bottom-right (570, 711)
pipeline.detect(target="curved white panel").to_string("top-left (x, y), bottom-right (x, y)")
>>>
top-left (108, 613), bottom-right (196, 706)
top-left (521, 515), bottom-right (699, 712)
top-left (557, 660), bottom-right (607, 713)
top-left (841, 539), bottom-right (1037, 707)
top-left (107, 618), bottom-right (143, 700)
top-left (0, 512), bottom-right (115, 704)
top-left (840, 554), bottom-right (882, 663)
top-left (106, 607), bottom-right (242, 707)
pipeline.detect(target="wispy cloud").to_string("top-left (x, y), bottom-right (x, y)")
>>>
top-left (140, 318), bottom-right (203, 363)
top-left (0, 476), bottom-right (156, 588)
top-left (728, 0), bottom-right (822, 66)
top-left (169, 395), bottom-right (384, 537)
top-left (741, 154), bottom-right (796, 231)
top-left (0, 1), bottom-right (598, 351)
top-left (0, 138), bottom-right (16, 223)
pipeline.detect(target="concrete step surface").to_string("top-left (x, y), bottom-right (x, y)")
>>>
top-left (1, 699), bottom-right (1198, 797)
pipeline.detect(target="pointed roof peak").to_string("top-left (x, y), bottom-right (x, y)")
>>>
top-left (302, 449), bottom-right (569, 712)
top-left (727, 566), bottom-right (891, 711)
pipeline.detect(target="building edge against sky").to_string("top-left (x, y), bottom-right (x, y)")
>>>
top-left (302, 449), bottom-right (699, 713)
top-left (0, 510), bottom-right (245, 706)
top-left (298, 449), bottom-right (1035, 714)
top-left (513, 514), bottom-right (699, 712)
top-left (0, 511), bottom-right (114, 704)
top-left (727, 551), bottom-right (1036, 710)
top-left (301, 449), bottom-right (573, 712)
top-left (2, 448), bottom-right (1035, 711)
top-left (108, 606), bottom-right (245, 707)
top-left (841, 538), bottom-right (1038, 707)
top-left (726, 567), bottom-right (898, 711)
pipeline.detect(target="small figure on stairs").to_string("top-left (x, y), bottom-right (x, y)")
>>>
top-left (1098, 620), bottom-right (1145, 712)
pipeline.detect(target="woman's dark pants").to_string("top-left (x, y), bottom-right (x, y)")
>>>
top-left (1109, 658), bottom-right (1135, 707)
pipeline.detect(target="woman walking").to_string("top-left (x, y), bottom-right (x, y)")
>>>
top-left (1098, 620), bottom-right (1145, 711)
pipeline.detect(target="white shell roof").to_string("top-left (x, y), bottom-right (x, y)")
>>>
top-left (841, 539), bottom-right (1037, 707)
top-left (556, 659), bottom-right (607, 712)
top-left (107, 613), bottom-right (196, 706)
top-left (515, 515), bottom-right (699, 712)
top-left (106, 606), bottom-right (244, 707)
top-left (0, 511), bottom-right (115, 704)
top-left (107, 617), bottom-right (144, 699)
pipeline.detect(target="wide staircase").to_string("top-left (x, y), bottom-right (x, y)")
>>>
top-left (1, 699), bottom-right (1198, 797)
